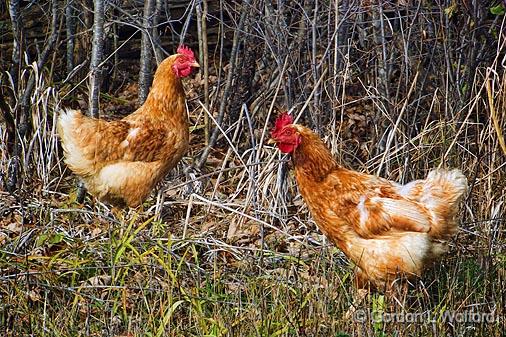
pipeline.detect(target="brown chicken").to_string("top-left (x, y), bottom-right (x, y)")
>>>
top-left (270, 113), bottom-right (468, 289)
top-left (58, 46), bottom-right (199, 207)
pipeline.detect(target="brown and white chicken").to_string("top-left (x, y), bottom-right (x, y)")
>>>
top-left (58, 46), bottom-right (199, 207)
top-left (270, 112), bottom-right (468, 290)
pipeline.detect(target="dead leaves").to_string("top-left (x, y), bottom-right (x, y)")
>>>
top-left (184, 71), bottom-right (219, 101)
top-left (335, 96), bottom-right (374, 138)
top-left (226, 219), bottom-right (260, 244)
top-left (1, 208), bottom-right (25, 247)
top-left (333, 96), bottom-right (375, 160)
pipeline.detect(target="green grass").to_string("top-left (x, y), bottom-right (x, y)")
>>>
top-left (1, 202), bottom-right (504, 336)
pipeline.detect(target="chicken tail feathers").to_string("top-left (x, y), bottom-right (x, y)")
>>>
top-left (422, 169), bottom-right (468, 239)
top-left (57, 109), bottom-right (95, 176)
top-left (57, 108), bottom-right (81, 155)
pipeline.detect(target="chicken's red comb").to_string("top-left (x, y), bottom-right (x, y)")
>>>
top-left (177, 45), bottom-right (194, 59)
top-left (274, 112), bottom-right (293, 132)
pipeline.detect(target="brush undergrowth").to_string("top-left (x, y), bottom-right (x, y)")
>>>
top-left (1, 2), bottom-right (506, 336)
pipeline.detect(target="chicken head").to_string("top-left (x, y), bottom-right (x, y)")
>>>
top-left (171, 45), bottom-right (200, 77)
top-left (270, 112), bottom-right (301, 154)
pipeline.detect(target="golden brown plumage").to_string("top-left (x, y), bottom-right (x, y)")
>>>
top-left (58, 46), bottom-right (199, 207)
top-left (271, 113), bottom-right (468, 289)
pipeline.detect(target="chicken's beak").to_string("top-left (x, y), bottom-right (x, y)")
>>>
top-left (191, 62), bottom-right (200, 68)
top-left (267, 138), bottom-right (277, 145)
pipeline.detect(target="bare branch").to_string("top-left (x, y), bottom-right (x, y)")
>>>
top-left (139, 0), bottom-right (156, 104)
top-left (7, 0), bottom-right (60, 193)
top-left (8, 0), bottom-right (23, 92)
top-left (195, 0), bottom-right (251, 170)
top-left (89, 0), bottom-right (105, 118)
top-left (65, 0), bottom-right (76, 74)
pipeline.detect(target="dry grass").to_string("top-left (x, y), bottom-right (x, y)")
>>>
top-left (1, 2), bottom-right (506, 336)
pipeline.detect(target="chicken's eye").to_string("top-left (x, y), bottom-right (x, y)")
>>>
top-left (283, 129), bottom-right (292, 136)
